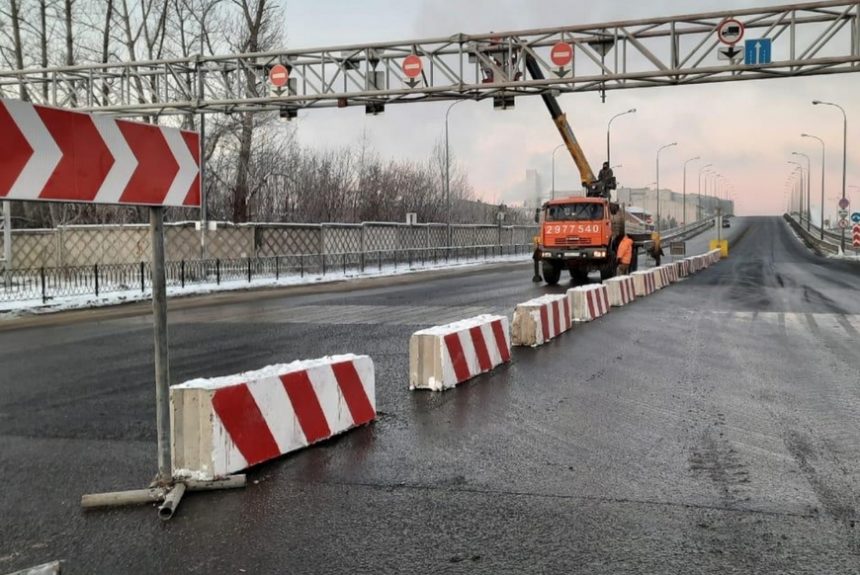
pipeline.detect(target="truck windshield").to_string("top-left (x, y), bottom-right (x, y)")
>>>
top-left (545, 203), bottom-right (604, 222)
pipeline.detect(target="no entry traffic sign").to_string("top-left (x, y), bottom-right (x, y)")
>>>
top-left (0, 99), bottom-right (200, 207)
top-left (550, 42), bottom-right (573, 67)
top-left (402, 54), bottom-right (423, 79)
top-left (717, 18), bottom-right (745, 45)
top-left (269, 64), bottom-right (289, 88)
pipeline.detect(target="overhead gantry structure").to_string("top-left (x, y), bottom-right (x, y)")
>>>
top-left (0, 0), bottom-right (859, 117)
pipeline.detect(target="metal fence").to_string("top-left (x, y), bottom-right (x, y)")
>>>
top-left (1, 243), bottom-right (533, 303)
top-left (0, 221), bottom-right (539, 269)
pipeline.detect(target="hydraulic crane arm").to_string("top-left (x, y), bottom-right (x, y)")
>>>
top-left (524, 54), bottom-right (597, 192)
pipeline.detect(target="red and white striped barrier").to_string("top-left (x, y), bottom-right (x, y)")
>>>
top-left (170, 354), bottom-right (375, 480)
top-left (660, 264), bottom-right (678, 284)
top-left (685, 256), bottom-right (701, 273)
top-left (709, 249), bottom-right (721, 263)
top-left (654, 266), bottom-right (671, 288)
top-left (567, 284), bottom-right (610, 322)
top-left (674, 260), bottom-right (689, 278)
top-left (410, 315), bottom-right (511, 391)
top-left (630, 270), bottom-right (656, 296)
top-left (512, 294), bottom-right (572, 347)
top-left (604, 275), bottom-right (636, 307)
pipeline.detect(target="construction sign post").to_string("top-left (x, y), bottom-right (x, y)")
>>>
top-left (0, 98), bottom-right (237, 519)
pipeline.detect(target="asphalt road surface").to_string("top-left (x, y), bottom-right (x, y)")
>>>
top-left (2, 217), bottom-right (859, 574)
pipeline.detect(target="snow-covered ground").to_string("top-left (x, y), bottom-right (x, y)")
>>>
top-left (0, 253), bottom-right (530, 318)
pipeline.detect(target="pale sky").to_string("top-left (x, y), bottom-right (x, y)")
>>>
top-left (281, 1), bottom-right (860, 217)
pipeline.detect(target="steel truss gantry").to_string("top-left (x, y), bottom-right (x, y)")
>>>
top-left (1, 0), bottom-right (859, 116)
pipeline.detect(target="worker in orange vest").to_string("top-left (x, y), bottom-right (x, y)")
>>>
top-left (617, 233), bottom-right (634, 275)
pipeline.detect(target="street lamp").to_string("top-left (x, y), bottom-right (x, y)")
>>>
top-left (812, 100), bottom-right (848, 251)
top-left (788, 160), bottom-right (804, 218)
top-left (792, 151), bottom-right (811, 229)
top-left (802, 133), bottom-right (826, 240)
top-left (788, 166), bottom-right (802, 214)
top-left (607, 108), bottom-right (636, 166)
top-left (698, 163), bottom-right (713, 221)
top-left (682, 156), bottom-right (700, 227)
top-left (445, 99), bottom-right (466, 246)
top-left (656, 142), bottom-right (677, 233)
top-left (551, 143), bottom-right (566, 200)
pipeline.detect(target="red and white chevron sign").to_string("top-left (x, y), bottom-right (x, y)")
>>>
top-left (853, 224), bottom-right (860, 248)
top-left (0, 99), bottom-right (200, 207)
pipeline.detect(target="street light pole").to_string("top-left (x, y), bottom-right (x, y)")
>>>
top-left (551, 143), bottom-right (565, 200)
top-left (656, 142), bottom-right (677, 233)
top-left (698, 163), bottom-right (712, 222)
top-left (792, 151), bottom-right (811, 230)
top-left (682, 156), bottom-right (700, 227)
top-left (445, 99), bottom-right (466, 246)
top-left (801, 133), bottom-right (826, 240)
top-left (607, 108), bottom-right (636, 166)
top-left (788, 160), bottom-right (804, 220)
top-left (813, 100), bottom-right (848, 251)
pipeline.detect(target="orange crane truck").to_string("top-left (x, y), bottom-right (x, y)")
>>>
top-left (525, 54), bottom-right (647, 285)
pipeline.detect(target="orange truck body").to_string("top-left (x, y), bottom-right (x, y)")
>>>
top-left (538, 196), bottom-right (621, 283)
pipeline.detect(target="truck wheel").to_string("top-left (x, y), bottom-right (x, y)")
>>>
top-left (570, 269), bottom-right (589, 284)
top-left (542, 261), bottom-right (561, 285)
top-left (600, 253), bottom-right (618, 281)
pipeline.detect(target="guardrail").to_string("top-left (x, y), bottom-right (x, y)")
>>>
top-left (662, 218), bottom-right (716, 243)
top-left (785, 214), bottom-right (857, 256)
top-left (0, 243), bottom-right (532, 304)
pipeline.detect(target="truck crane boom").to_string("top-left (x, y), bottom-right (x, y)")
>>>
top-left (524, 54), bottom-right (608, 197)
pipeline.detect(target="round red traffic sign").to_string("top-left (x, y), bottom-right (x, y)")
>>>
top-left (838, 197), bottom-right (850, 209)
top-left (269, 64), bottom-right (289, 88)
top-left (402, 54), bottom-right (423, 79)
top-left (717, 18), bottom-right (745, 45)
top-left (550, 42), bottom-right (573, 67)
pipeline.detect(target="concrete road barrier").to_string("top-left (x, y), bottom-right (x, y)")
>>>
top-left (630, 270), bottom-right (656, 296)
top-left (604, 275), bottom-right (636, 306)
top-left (662, 264), bottom-right (678, 283)
top-left (410, 315), bottom-right (511, 391)
top-left (674, 260), bottom-right (690, 278)
top-left (650, 268), bottom-right (666, 290)
top-left (170, 354), bottom-right (375, 480)
top-left (568, 284), bottom-right (610, 322)
top-left (512, 294), bottom-right (572, 347)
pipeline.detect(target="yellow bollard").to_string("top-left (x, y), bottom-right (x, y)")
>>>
top-left (709, 239), bottom-right (729, 258)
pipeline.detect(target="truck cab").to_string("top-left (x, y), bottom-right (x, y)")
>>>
top-left (538, 197), bottom-right (622, 285)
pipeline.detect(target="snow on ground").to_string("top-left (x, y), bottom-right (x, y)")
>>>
top-left (0, 253), bottom-right (529, 318)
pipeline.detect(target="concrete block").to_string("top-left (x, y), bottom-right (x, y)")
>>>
top-left (170, 354), bottom-right (375, 480)
top-left (409, 315), bottom-right (510, 391)
top-left (512, 294), bottom-right (571, 347)
top-left (604, 275), bottom-right (636, 306)
top-left (630, 270), bottom-right (656, 296)
top-left (567, 284), bottom-right (610, 322)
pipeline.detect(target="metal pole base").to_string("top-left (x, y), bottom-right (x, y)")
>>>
top-left (80, 474), bottom-right (246, 520)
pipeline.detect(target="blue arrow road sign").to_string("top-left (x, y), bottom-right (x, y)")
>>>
top-left (745, 38), bottom-right (772, 65)
top-left (851, 212), bottom-right (860, 223)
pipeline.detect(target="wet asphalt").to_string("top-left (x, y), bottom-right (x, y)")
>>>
top-left (1, 216), bottom-right (859, 574)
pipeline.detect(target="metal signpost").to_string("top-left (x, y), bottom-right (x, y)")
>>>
top-left (0, 98), bottom-right (241, 520)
